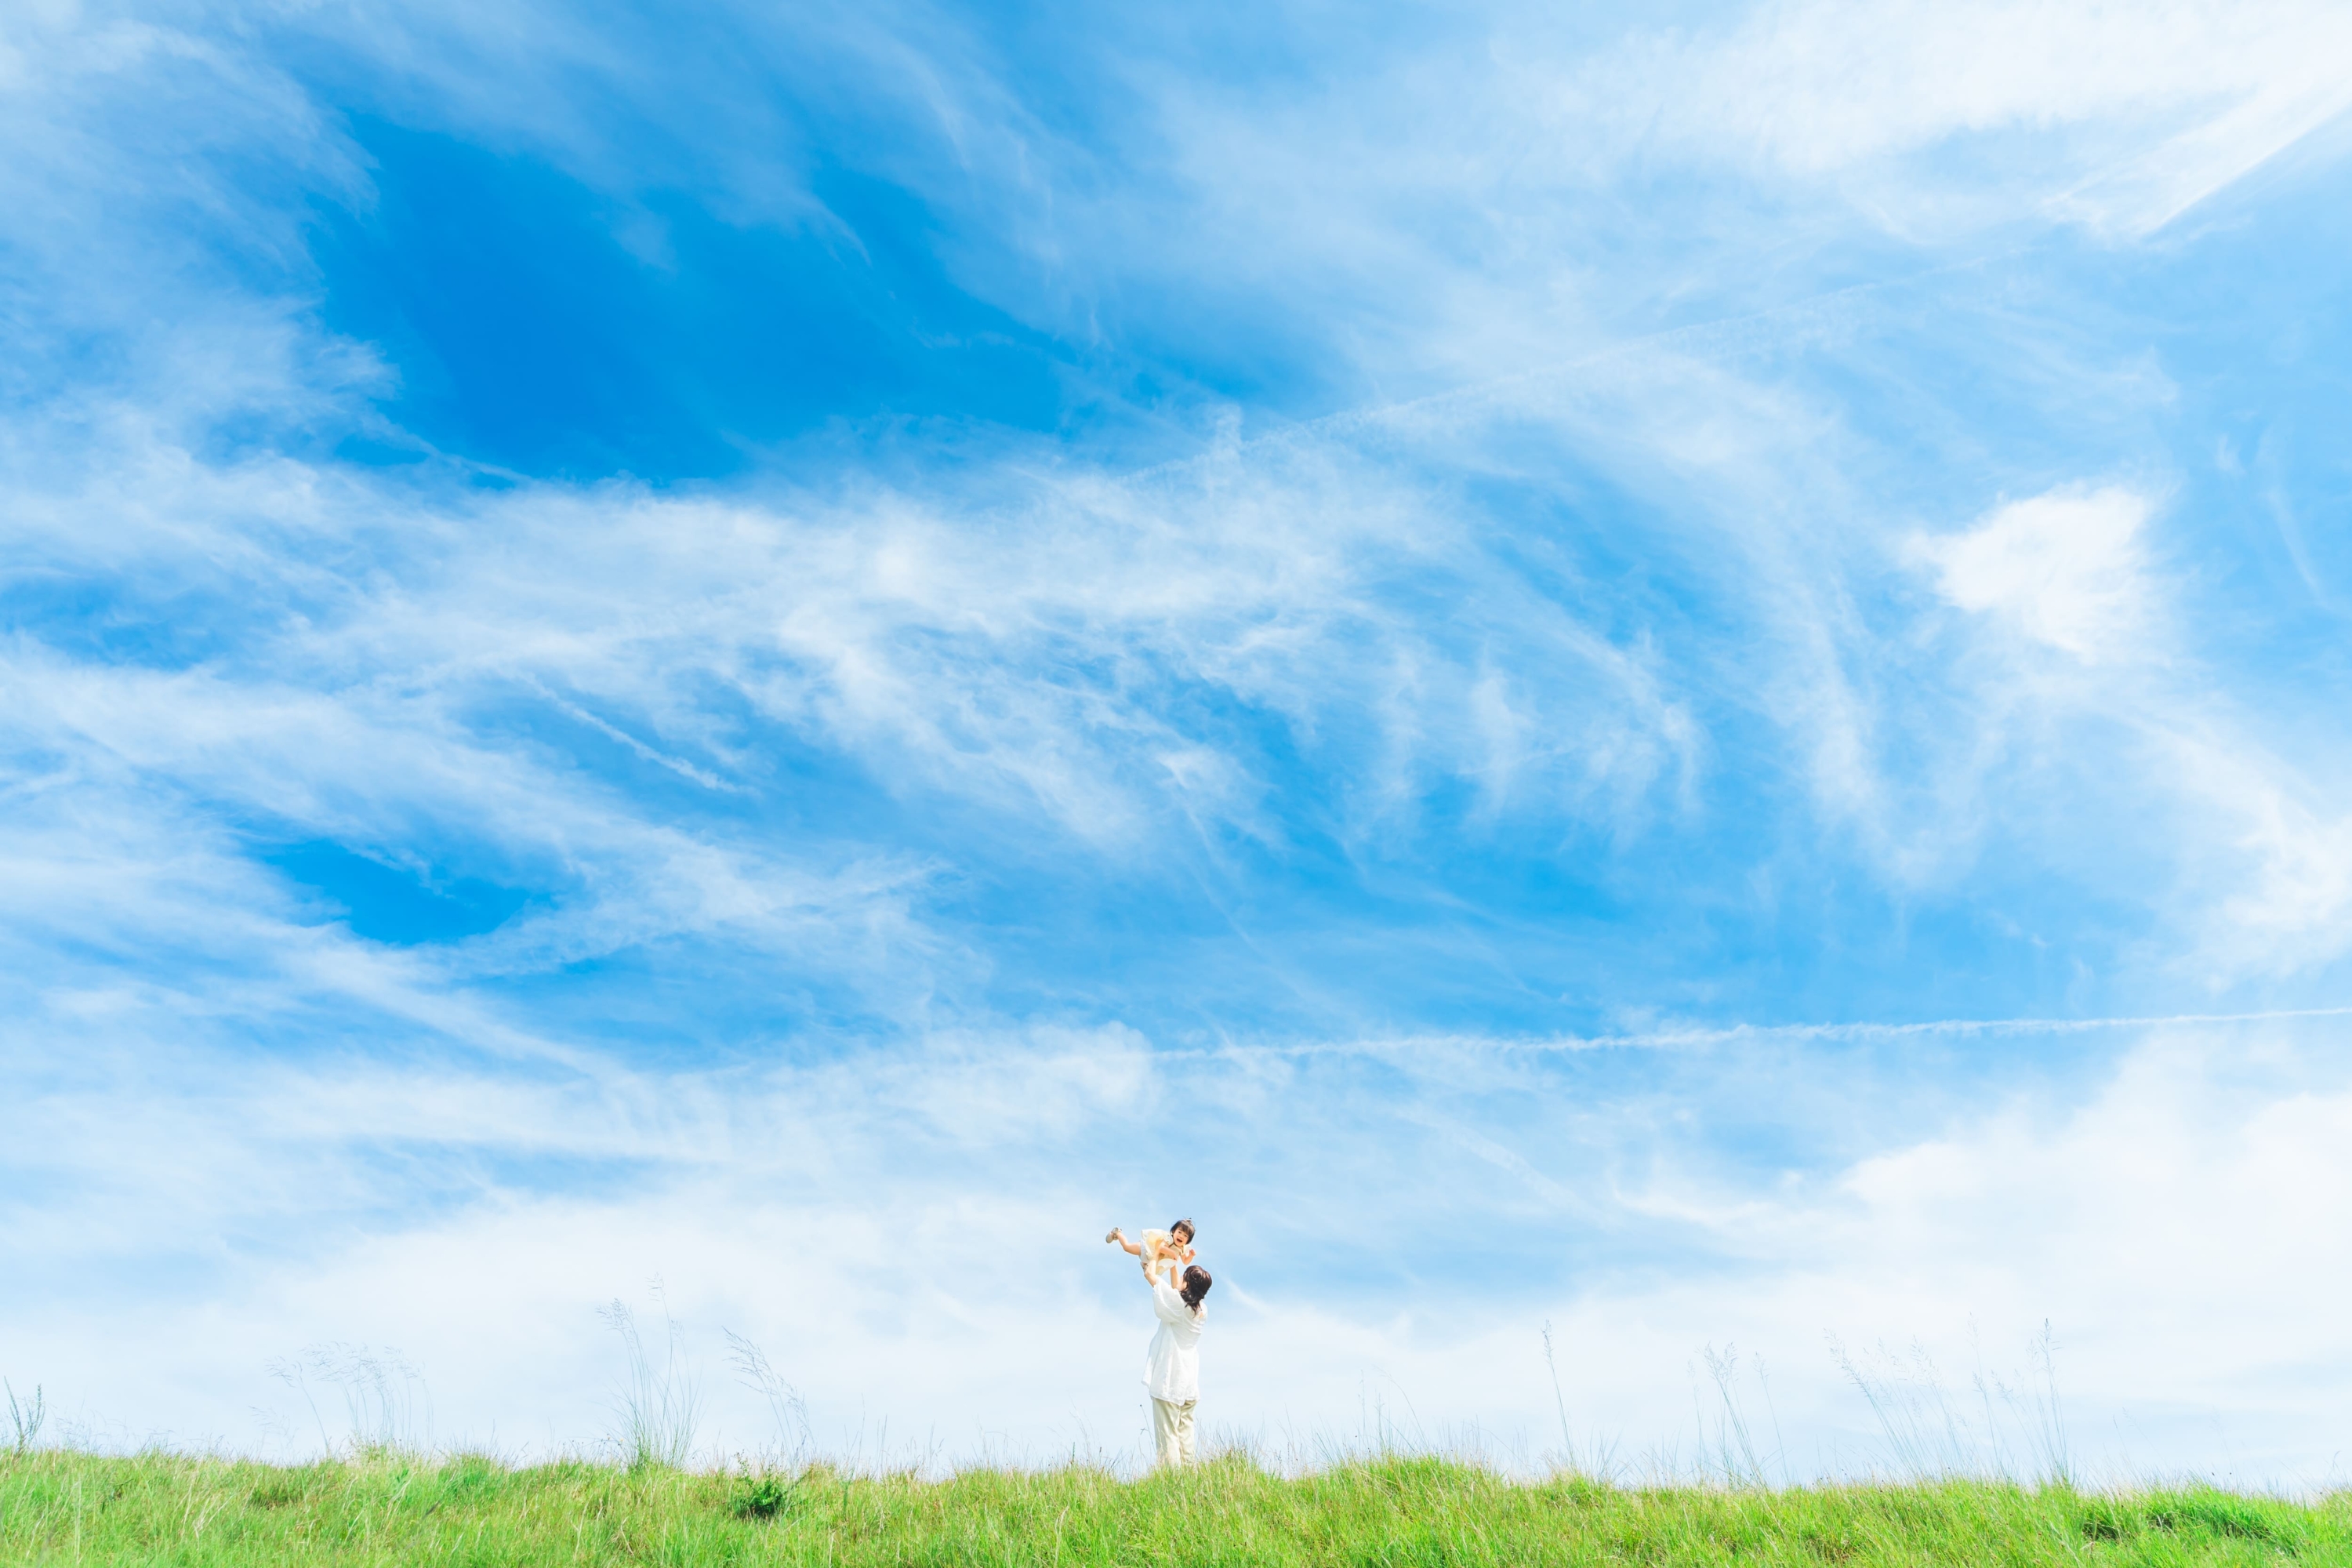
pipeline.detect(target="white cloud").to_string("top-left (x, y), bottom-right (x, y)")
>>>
top-left (1899, 481), bottom-right (2352, 980)
top-left (1915, 484), bottom-right (2154, 661)
top-left (12, 1021), bottom-right (2352, 1482)
top-left (2155, 727), bottom-right (2352, 981)
top-left (1550, 0), bottom-right (2352, 234)
top-left (0, 376), bottom-right (1709, 904)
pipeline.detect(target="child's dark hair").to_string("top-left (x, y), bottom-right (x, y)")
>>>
top-left (1170, 1218), bottom-right (1196, 1242)
top-left (1180, 1265), bottom-right (1212, 1312)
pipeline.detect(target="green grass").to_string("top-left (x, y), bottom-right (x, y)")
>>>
top-left (2, 1449), bottom-right (2343, 1565)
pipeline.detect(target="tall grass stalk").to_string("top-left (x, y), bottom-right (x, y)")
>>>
top-left (267, 1343), bottom-right (431, 1457)
top-left (724, 1330), bottom-right (811, 1466)
top-left (1539, 1321), bottom-right (1577, 1474)
top-left (2027, 1319), bottom-right (2071, 1484)
top-left (601, 1283), bottom-right (700, 1470)
top-left (4, 1381), bottom-right (42, 1454)
top-left (1697, 1345), bottom-right (1778, 1488)
top-left (1831, 1325), bottom-right (2072, 1483)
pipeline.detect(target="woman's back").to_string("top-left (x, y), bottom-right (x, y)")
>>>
top-left (1144, 1274), bottom-right (1206, 1402)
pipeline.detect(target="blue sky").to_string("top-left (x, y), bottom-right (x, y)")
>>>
top-left (9, 0), bottom-right (2352, 1479)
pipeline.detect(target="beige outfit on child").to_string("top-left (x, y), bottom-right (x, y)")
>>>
top-left (1137, 1228), bottom-right (1189, 1280)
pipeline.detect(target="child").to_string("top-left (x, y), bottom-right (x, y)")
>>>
top-left (1106, 1218), bottom-right (1196, 1281)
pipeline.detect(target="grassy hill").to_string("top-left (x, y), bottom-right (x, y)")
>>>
top-left (1, 1450), bottom-right (2339, 1564)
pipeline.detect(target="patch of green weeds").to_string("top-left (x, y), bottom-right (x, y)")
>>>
top-left (729, 1470), bottom-right (797, 1520)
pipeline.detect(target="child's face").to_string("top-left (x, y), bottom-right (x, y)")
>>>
top-left (1171, 1227), bottom-right (1193, 1249)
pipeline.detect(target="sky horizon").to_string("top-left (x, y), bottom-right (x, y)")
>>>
top-left (8, 0), bottom-right (2352, 1483)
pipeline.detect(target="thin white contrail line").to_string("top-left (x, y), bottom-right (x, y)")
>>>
top-left (1157, 1006), bottom-right (2352, 1063)
top-left (1539, 1004), bottom-right (2352, 1051)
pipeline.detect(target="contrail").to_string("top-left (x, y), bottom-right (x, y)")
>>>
top-left (1160, 1005), bottom-right (2352, 1062)
top-left (1534, 1004), bottom-right (2352, 1051)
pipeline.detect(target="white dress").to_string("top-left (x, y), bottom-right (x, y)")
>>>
top-left (1145, 1279), bottom-right (1204, 1403)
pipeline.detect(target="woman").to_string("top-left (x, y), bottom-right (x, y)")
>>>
top-left (1143, 1257), bottom-right (1212, 1468)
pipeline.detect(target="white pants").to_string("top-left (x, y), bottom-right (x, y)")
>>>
top-left (1151, 1396), bottom-right (1196, 1468)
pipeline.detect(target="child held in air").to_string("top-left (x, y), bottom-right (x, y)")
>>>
top-left (1105, 1218), bottom-right (1196, 1280)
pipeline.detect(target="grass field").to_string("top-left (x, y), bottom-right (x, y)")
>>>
top-left (1, 1450), bottom-right (2342, 1565)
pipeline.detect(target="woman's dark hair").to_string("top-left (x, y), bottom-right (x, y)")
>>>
top-left (1170, 1218), bottom-right (1196, 1243)
top-left (1180, 1265), bottom-right (1212, 1312)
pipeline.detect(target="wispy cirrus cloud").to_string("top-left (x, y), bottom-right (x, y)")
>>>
top-left (1530, 0), bottom-right (2352, 236)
